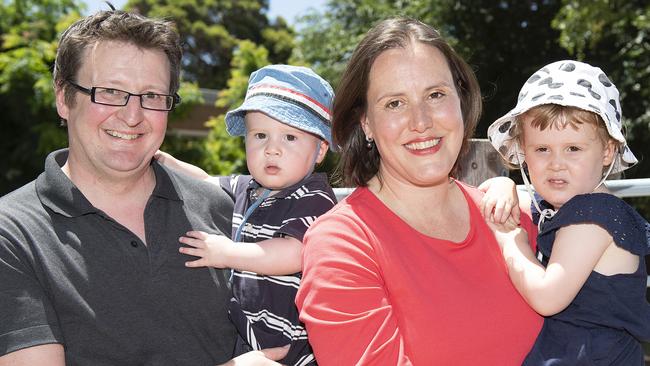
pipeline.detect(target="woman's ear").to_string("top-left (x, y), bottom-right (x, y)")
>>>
top-left (360, 113), bottom-right (372, 140)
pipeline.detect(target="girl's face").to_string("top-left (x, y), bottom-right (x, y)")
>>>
top-left (522, 117), bottom-right (615, 209)
top-left (361, 42), bottom-right (464, 188)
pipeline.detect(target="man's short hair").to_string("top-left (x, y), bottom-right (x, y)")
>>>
top-left (53, 10), bottom-right (182, 108)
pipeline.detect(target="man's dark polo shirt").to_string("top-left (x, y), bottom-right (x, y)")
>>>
top-left (0, 149), bottom-right (236, 365)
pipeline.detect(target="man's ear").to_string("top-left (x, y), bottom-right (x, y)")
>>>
top-left (315, 140), bottom-right (329, 164)
top-left (55, 85), bottom-right (70, 120)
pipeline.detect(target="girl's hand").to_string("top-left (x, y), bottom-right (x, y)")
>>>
top-left (478, 177), bottom-right (520, 225)
top-left (154, 150), bottom-right (212, 181)
top-left (179, 230), bottom-right (234, 268)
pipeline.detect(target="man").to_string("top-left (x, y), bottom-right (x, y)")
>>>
top-left (0, 10), bottom-right (285, 365)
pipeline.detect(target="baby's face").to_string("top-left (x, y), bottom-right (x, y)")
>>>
top-left (244, 112), bottom-right (328, 190)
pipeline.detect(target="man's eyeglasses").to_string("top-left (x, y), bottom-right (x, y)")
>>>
top-left (66, 80), bottom-right (181, 111)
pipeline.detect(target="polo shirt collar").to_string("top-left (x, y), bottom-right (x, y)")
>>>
top-left (36, 149), bottom-right (181, 217)
top-left (150, 160), bottom-right (183, 202)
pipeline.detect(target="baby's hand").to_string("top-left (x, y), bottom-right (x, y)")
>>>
top-left (153, 150), bottom-right (170, 163)
top-left (478, 176), bottom-right (520, 225)
top-left (179, 230), bottom-right (234, 268)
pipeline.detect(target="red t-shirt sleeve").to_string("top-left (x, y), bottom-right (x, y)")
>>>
top-left (296, 211), bottom-right (413, 366)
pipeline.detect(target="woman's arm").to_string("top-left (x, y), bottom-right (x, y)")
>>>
top-left (296, 214), bottom-right (412, 365)
top-left (493, 223), bottom-right (611, 316)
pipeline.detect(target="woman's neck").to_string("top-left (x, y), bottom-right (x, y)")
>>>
top-left (367, 174), bottom-right (469, 241)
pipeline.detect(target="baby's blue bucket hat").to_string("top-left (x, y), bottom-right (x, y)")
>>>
top-left (225, 64), bottom-right (335, 150)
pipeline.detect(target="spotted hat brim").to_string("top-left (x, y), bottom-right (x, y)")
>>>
top-left (487, 60), bottom-right (638, 174)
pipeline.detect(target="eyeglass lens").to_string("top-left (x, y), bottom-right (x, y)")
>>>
top-left (93, 88), bottom-right (173, 111)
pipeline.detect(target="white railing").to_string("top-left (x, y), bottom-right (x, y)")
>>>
top-left (604, 178), bottom-right (650, 198)
top-left (333, 178), bottom-right (650, 201)
top-left (333, 178), bottom-right (650, 286)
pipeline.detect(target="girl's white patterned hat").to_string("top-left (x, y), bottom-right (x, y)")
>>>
top-left (487, 60), bottom-right (637, 174)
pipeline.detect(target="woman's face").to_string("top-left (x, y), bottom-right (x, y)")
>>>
top-left (361, 42), bottom-right (464, 188)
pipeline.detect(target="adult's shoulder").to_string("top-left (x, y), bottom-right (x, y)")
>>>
top-left (305, 187), bottom-right (377, 239)
top-left (0, 179), bottom-right (42, 225)
top-left (0, 178), bottom-right (39, 208)
top-left (0, 179), bottom-right (47, 253)
top-left (453, 180), bottom-right (485, 206)
top-left (155, 164), bottom-right (234, 235)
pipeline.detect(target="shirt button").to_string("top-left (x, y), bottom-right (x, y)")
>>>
top-left (130, 241), bottom-right (139, 248)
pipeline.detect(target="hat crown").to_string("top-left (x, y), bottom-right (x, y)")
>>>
top-left (247, 65), bottom-right (334, 110)
top-left (515, 61), bottom-right (622, 131)
top-left (487, 60), bottom-right (637, 174)
top-left (224, 64), bottom-right (336, 150)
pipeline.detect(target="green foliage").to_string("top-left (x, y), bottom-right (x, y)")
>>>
top-left (201, 40), bottom-right (270, 176)
top-left (296, 0), bottom-right (569, 137)
top-left (296, 0), bottom-right (430, 86)
top-left (553, 0), bottom-right (650, 216)
top-left (124, 1), bottom-right (296, 177)
top-left (296, 0), bottom-right (650, 212)
top-left (156, 81), bottom-right (207, 171)
top-left (169, 81), bottom-right (204, 122)
top-left (0, 0), bottom-right (80, 194)
top-left (125, 0), bottom-right (294, 90)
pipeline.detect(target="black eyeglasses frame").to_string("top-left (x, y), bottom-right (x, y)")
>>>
top-left (65, 80), bottom-right (181, 111)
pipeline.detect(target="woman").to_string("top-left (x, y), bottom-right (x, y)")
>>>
top-left (295, 18), bottom-right (542, 365)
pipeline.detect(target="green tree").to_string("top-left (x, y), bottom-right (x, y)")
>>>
top-left (124, 0), bottom-right (297, 176)
top-left (552, 0), bottom-right (650, 213)
top-left (125, 0), bottom-right (295, 90)
top-left (0, 0), bottom-right (80, 194)
top-left (297, 0), bottom-right (569, 137)
top-left (0, 1), bottom-right (217, 195)
top-left (201, 40), bottom-right (269, 176)
top-left (297, 0), bottom-right (429, 87)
